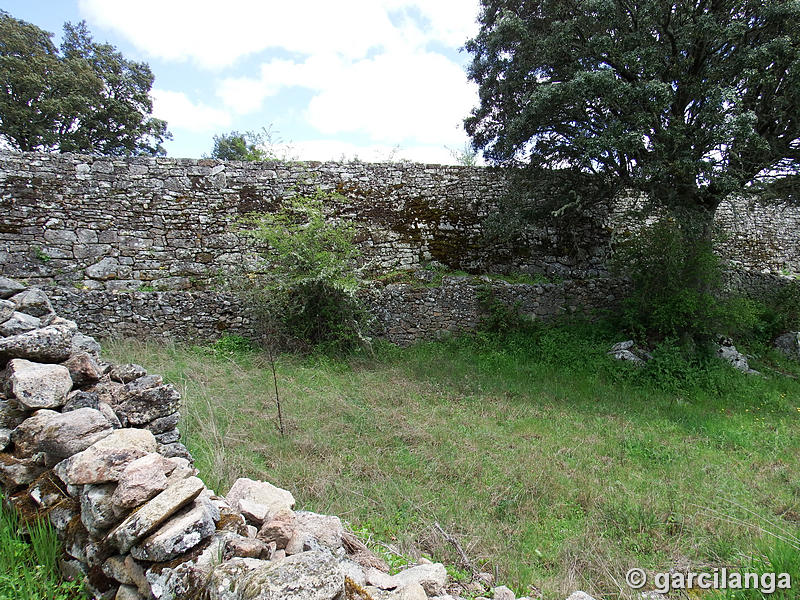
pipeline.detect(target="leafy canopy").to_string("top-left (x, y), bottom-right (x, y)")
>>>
top-left (208, 130), bottom-right (271, 162)
top-left (465, 0), bottom-right (800, 212)
top-left (0, 12), bottom-right (169, 155)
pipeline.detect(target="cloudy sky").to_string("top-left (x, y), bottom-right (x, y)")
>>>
top-left (5, 0), bottom-right (482, 163)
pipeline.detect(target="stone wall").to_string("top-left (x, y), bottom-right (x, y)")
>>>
top-left (1, 151), bottom-right (798, 345)
top-left (0, 151), bottom-right (520, 290)
top-left (2, 151), bottom-right (799, 291)
top-left (367, 276), bottom-right (627, 346)
top-left (41, 276), bottom-right (629, 346)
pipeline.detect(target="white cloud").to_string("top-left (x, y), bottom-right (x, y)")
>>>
top-left (306, 52), bottom-right (475, 145)
top-left (285, 139), bottom-right (463, 165)
top-left (81, 0), bottom-right (482, 153)
top-left (151, 90), bottom-right (232, 132)
top-left (78, 0), bottom-right (480, 69)
top-left (217, 51), bottom-right (476, 146)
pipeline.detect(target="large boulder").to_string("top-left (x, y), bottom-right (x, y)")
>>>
top-left (0, 399), bottom-right (27, 430)
top-left (35, 407), bottom-right (114, 461)
top-left (130, 500), bottom-right (217, 562)
top-left (10, 409), bottom-right (60, 457)
top-left (5, 359), bottom-right (73, 409)
top-left (145, 532), bottom-right (244, 600)
top-left (62, 351), bottom-right (103, 387)
top-left (0, 299), bottom-right (14, 323)
top-left (144, 412), bottom-right (180, 435)
top-left (0, 277), bottom-right (25, 299)
top-left (0, 452), bottom-right (47, 489)
top-left (109, 364), bottom-right (148, 384)
top-left (8, 288), bottom-right (53, 317)
top-left (716, 342), bottom-right (760, 375)
top-left (63, 391), bottom-right (122, 429)
top-left (0, 311), bottom-right (41, 337)
top-left (112, 382), bottom-right (182, 426)
top-left (111, 453), bottom-right (176, 510)
top-left (226, 478), bottom-right (295, 522)
top-left (294, 511), bottom-right (344, 550)
top-left (257, 509), bottom-right (296, 548)
top-left (54, 428), bottom-right (156, 485)
top-left (80, 483), bottom-right (120, 536)
top-left (369, 563), bottom-right (448, 597)
top-left (85, 257), bottom-right (121, 281)
top-left (608, 340), bottom-right (651, 366)
top-left (71, 332), bottom-right (102, 357)
top-left (207, 551), bottom-right (344, 600)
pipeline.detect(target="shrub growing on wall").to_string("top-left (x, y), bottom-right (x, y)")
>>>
top-left (237, 190), bottom-right (371, 352)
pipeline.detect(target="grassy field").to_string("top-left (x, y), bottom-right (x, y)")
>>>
top-left (104, 323), bottom-right (800, 599)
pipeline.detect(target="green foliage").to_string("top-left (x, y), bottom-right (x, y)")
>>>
top-left (32, 246), bottom-right (51, 263)
top-left (208, 128), bottom-right (273, 162)
top-left (0, 12), bottom-right (169, 155)
top-left (639, 341), bottom-right (713, 395)
top-left (466, 0), bottom-right (800, 213)
top-left (241, 191), bottom-right (360, 290)
top-left (475, 284), bottom-right (535, 334)
top-left (210, 334), bottom-right (255, 356)
top-left (0, 499), bottom-right (84, 599)
top-left (712, 279), bottom-right (800, 347)
top-left (614, 218), bottom-right (724, 341)
top-left (758, 279), bottom-right (800, 341)
top-left (237, 190), bottom-right (369, 352)
top-left (467, 1), bottom-right (800, 341)
top-left (445, 142), bottom-right (479, 166)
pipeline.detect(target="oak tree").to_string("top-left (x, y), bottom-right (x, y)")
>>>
top-left (465, 0), bottom-right (800, 220)
top-left (0, 12), bottom-right (169, 155)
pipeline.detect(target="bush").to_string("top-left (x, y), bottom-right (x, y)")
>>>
top-left (236, 190), bottom-right (371, 353)
top-left (755, 278), bottom-right (800, 340)
top-left (614, 218), bottom-right (723, 342)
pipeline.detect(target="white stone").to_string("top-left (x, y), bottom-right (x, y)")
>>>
top-left (7, 359), bottom-right (73, 409)
top-left (226, 478), bottom-right (295, 519)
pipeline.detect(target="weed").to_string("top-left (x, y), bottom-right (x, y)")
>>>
top-left (210, 334), bottom-right (255, 356)
top-left (32, 246), bottom-right (51, 263)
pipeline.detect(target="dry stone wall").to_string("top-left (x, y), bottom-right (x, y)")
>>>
top-left (39, 277), bottom-right (629, 347)
top-left (4, 279), bottom-right (564, 600)
top-left (1, 151), bottom-right (799, 344)
top-left (0, 151), bottom-right (520, 289)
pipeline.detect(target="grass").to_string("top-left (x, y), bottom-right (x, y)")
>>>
top-left (0, 497), bottom-right (84, 600)
top-left (103, 322), bottom-right (800, 599)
